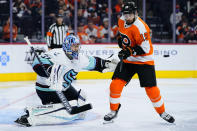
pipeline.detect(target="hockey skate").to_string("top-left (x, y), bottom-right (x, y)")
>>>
top-left (103, 104), bottom-right (121, 124)
top-left (160, 112), bottom-right (175, 123)
top-left (15, 110), bottom-right (31, 127)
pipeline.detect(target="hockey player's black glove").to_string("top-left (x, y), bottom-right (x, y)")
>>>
top-left (118, 45), bottom-right (146, 60)
top-left (132, 45), bottom-right (146, 55)
top-left (118, 47), bottom-right (132, 60)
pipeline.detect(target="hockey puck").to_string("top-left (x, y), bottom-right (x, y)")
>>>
top-left (163, 54), bottom-right (170, 57)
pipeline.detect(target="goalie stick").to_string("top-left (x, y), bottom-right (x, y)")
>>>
top-left (24, 37), bottom-right (92, 115)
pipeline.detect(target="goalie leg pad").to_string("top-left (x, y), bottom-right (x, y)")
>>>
top-left (25, 102), bottom-right (84, 126)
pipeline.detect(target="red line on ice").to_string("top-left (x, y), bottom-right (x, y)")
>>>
top-left (0, 92), bottom-right (36, 110)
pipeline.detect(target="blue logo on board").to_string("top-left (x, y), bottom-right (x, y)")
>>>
top-left (0, 52), bottom-right (10, 66)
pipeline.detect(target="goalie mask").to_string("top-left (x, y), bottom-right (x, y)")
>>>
top-left (63, 35), bottom-right (80, 60)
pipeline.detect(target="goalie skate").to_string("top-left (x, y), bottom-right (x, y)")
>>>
top-left (160, 112), bottom-right (175, 123)
top-left (15, 110), bottom-right (31, 127)
top-left (103, 104), bottom-right (121, 124)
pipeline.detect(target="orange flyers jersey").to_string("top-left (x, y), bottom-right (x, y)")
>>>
top-left (118, 16), bottom-right (154, 65)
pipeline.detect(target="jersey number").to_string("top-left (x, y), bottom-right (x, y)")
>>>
top-left (140, 32), bottom-right (149, 41)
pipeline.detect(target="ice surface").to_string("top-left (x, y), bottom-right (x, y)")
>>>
top-left (0, 79), bottom-right (197, 131)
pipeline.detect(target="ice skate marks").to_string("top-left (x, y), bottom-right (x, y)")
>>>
top-left (0, 109), bottom-right (23, 124)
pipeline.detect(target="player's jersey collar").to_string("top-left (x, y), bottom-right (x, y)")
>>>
top-left (120, 16), bottom-right (139, 28)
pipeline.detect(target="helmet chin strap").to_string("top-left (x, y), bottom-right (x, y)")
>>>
top-left (65, 51), bottom-right (79, 60)
top-left (66, 53), bottom-right (74, 60)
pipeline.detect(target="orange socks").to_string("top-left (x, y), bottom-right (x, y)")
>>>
top-left (109, 80), bottom-right (165, 114)
top-left (109, 79), bottom-right (127, 111)
top-left (145, 86), bottom-right (165, 114)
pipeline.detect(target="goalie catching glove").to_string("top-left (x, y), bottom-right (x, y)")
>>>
top-left (93, 57), bottom-right (118, 73)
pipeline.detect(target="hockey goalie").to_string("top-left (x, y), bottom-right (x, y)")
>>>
top-left (15, 35), bottom-right (118, 126)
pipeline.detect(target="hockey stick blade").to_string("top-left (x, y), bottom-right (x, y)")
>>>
top-left (70, 103), bottom-right (92, 114)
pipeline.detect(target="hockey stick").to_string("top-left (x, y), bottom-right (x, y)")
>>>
top-left (105, 53), bottom-right (114, 59)
top-left (119, 56), bottom-right (123, 72)
top-left (24, 37), bottom-right (92, 115)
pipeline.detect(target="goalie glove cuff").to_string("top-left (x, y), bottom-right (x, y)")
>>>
top-left (93, 57), bottom-right (111, 72)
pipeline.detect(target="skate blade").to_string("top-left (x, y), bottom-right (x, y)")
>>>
top-left (14, 120), bottom-right (31, 127)
top-left (103, 120), bottom-right (114, 124)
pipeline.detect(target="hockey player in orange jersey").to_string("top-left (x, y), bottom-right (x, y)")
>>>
top-left (104, 0), bottom-right (175, 123)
